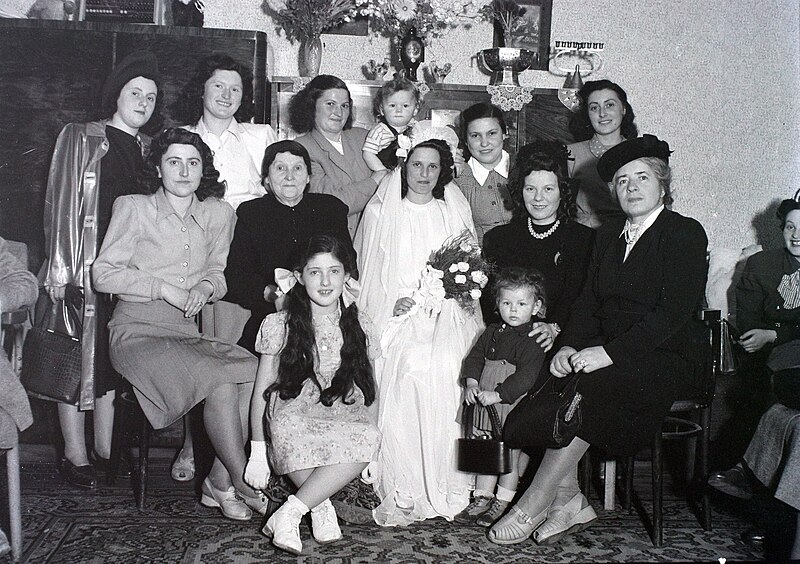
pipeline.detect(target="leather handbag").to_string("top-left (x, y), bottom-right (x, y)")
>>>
top-left (457, 403), bottom-right (512, 475)
top-left (503, 374), bottom-right (582, 449)
top-left (21, 289), bottom-right (82, 404)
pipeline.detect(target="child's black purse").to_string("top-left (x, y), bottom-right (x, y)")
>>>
top-left (457, 403), bottom-right (512, 475)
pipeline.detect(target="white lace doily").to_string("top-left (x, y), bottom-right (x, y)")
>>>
top-left (486, 85), bottom-right (534, 111)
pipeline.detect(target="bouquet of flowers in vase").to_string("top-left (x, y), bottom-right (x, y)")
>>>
top-left (264, 0), bottom-right (357, 43)
top-left (356, 0), bottom-right (483, 42)
top-left (412, 230), bottom-right (490, 316)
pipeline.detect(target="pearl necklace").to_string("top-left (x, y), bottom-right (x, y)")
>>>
top-left (588, 136), bottom-right (618, 159)
top-left (528, 218), bottom-right (560, 239)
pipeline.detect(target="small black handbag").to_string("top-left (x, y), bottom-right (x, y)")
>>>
top-left (503, 374), bottom-right (582, 449)
top-left (457, 403), bottom-right (512, 475)
top-left (21, 289), bottom-right (82, 404)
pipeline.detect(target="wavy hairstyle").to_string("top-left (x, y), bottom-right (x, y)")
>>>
top-left (508, 140), bottom-right (578, 221)
top-left (141, 128), bottom-right (225, 201)
top-left (170, 54), bottom-right (255, 126)
top-left (400, 139), bottom-right (454, 201)
top-left (268, 235), bottom-right (375, 407)
top-left (778, 197), bottom-right (800, 228)
top-left (492, 266), bottom-right (548, 317)
top-left (569, 80), bottom-right (638, 142)
top-left (288, 75), bottom-right (353, 134)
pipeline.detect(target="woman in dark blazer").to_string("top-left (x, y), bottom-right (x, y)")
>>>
top-left (290, 75), bottom-right (386, 236)
top-left (488, 135), bottom-right (709, 547)
top-left (224, 140), bottom-right (353, 354)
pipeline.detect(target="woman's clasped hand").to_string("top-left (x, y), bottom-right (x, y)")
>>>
top-left (551, 346), bottom-right (614, 376)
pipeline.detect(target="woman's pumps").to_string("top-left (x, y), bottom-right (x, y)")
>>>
top-left (487, 504), bottom-right (550, 545)
top-left (238, 488), bottom-right (269, 516)
top-left (170, 448), bottom-right (195, 482)
top-left (200, 478), bottom-right (253, 521)
top-left (59, 458), bottom-right (97, 490)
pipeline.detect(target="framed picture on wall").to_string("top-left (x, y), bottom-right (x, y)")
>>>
top-left (326, 15), bottom-right (369, 36)
top-left (492, 0), bottom-right (552, 70)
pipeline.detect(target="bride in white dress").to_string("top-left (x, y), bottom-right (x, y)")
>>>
top-left (355, 122), bottom-right (483, 526)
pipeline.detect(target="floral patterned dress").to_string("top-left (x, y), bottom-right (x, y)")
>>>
top-left (256, 309), bottom-right (381, 475)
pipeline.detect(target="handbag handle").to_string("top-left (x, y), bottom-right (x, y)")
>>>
top-left (529, 373), bottom-right (580, 399)
top-left (464, 403), bottom-right (504, 441)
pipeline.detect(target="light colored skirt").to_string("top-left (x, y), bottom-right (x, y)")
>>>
top-left (108, 300), bottom-right (257, 429)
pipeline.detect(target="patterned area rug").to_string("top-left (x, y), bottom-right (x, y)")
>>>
top-left (3, 448), bottom-right (763, 563)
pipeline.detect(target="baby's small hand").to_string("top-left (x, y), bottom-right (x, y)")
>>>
top-left (464, 386), bottom-right (480, 405)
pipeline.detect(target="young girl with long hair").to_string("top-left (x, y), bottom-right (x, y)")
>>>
top-left (245, 235), bottom-right (380, 555)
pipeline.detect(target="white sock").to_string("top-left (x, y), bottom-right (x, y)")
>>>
top-left (495, 486), bottom-right (516, 503)
top-left (474, 488), bottom-right (494, 499)
top-left (286, 494), bottom-right (310, 515)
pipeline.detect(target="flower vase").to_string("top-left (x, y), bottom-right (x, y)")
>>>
top-left (299, 36), bottom-right (323, 77)
top-left (399, 27), bottom-right (424, 81)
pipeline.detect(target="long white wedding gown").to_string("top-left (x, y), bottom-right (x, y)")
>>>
top-left (355, 170), bottom-right (483, 526)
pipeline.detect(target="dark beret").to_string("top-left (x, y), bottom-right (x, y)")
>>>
top-left (101, 51), bottom-right (160, 111)
top-left (597, 134), bottom-right (672, 182)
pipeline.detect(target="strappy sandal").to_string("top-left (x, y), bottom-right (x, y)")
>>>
top-left (487, 504), bottom-right (550, 545)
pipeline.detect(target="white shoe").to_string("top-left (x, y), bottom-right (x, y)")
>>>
top-left (200, 478), bottom-right (252, 521)
top-left (238, 488), bottom-right (269, 516)
top-left (263, 498), bottom-right (304, 555)
top-left (533, 492), bottom-right (597, 545)
top-left (310, 499), bottom-right (343, 544)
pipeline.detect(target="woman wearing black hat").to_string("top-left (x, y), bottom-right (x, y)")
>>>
top-left (488, 134), bottom-right (709, 546)
top-left (41, 51), bottom-right (162, 489)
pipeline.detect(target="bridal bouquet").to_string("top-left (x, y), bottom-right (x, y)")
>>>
top-left (414, 230), bottom-right (490, 316)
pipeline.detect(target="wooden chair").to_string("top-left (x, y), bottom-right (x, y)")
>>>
top-left (624, 308), bottom-right (722, 547)
top-left (108, 383), bottom-right (152, 510)
top-left (107, 311), bottom-right (206, 509)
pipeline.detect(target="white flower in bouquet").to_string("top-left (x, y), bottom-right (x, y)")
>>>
top-left (448, 263), bottom-right (459, 273)
top-left (454, 274), bottom-right (467, 284)
top-left (459, 241), bottom-right (473, 253)
top-left (472, 271), bottom-right (489, 288)
top-left (457, 261), bottom-right (470, 272)
top-left (469, 288), bottom-right (482, 300)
